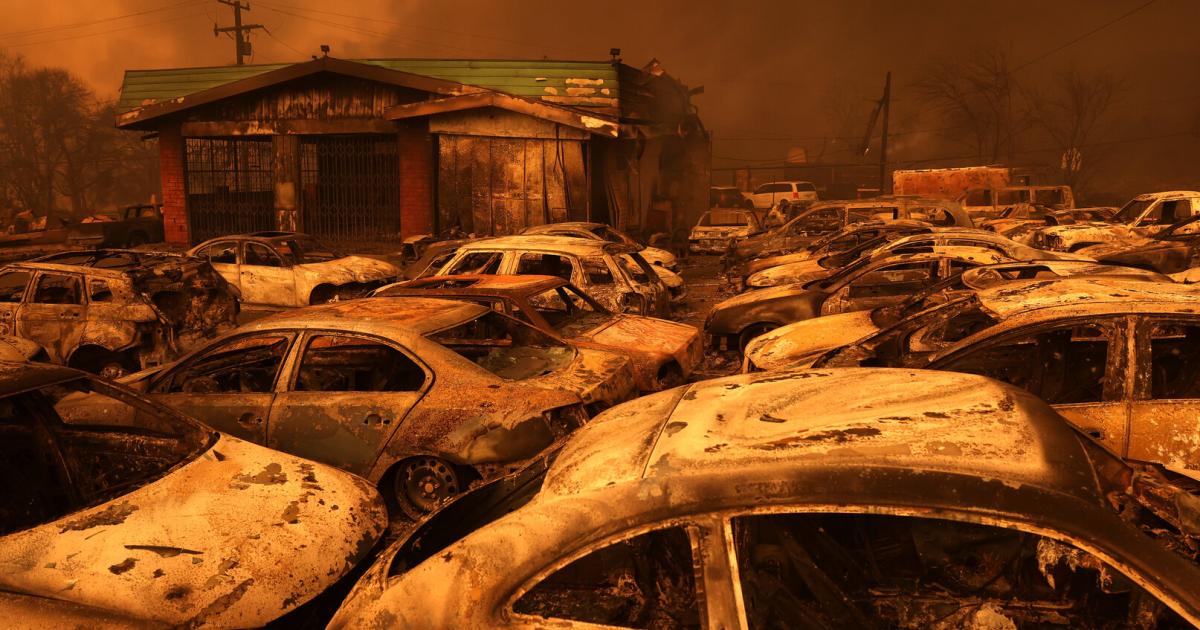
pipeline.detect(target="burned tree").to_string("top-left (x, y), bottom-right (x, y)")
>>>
top-left (914, 46), bottom-right (1022, 163)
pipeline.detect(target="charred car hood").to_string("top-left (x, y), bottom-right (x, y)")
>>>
top-left (526, 347), bottom-right (635, 408)
top-left (691, 226), bottom-right (753, 238)
top-left (1097, 242), bottom-right (1191, 273)
top-left (581, 315), bottom-right (699, 363)
top-left (744, 310), bottom-right (878, 371)
top-left (639, 247), bottom-right (677, 268)
top-left (296, 256), bottom-right (401, 283)
top-left (0, 434), bottom-right (387, 628)
top-left (745, 250), bottom-right (816, 275)
top-left (747, 258), bottom-right (830, 288)
top-left (707, 284), bottom-right (824, 335)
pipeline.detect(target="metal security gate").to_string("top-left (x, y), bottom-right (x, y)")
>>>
top-left (300, 136), bottom-right (400, 241)
top-left (183, 138), bottom-right (275, 243)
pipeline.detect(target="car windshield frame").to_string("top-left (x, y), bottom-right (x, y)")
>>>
top-left (1113, 198), bottom-right (1154, 225)
top-left (426, 309), bottom-right (577, 381)
top-left (279, 236), bottom-right (342, 264)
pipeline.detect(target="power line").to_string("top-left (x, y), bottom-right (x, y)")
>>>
top-left (1010, 0), bottom-right (1158, 73)
top-left (253, 2), bottom-right (506, 57)
top-left (0, 1), bottom-right (203, 40)
top-left (255, 0), bottom-right (570, 56)
top-left (261, 25), bottom-right (305, 58)
top-left (1, 11), bottom-right (206, 48)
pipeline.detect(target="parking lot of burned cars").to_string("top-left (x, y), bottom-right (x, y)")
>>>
top-left (5, 170), bottom-right (1200, 628)
top-left (1, 21), bottom-right (1200, 625)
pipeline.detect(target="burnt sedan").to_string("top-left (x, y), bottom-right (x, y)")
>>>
top-left (329, 369), bottom-right (1200, 629)
top-left (744, 261), bottom-right (1171, 371)
top-left (520, 222), bottom-right (678, 271)
top-left (1092, 214), bottom-right (1200, 273)
top-left (0, 361), bottom-right (387, 627)
top-left (374, 274), bottom-right (702, 392)
top-left (125, 298), bottom-right (635, 516)
top-left (745, 227), bottom-right (1086, 289)
top-left (811, 278), bottom-right (1200, 478)
top-left (189, 231), bottom-right (401, 308)
top-left (706, 247), bottom-right (1017, 352)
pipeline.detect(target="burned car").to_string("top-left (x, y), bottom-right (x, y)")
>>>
top-left (744, 261), bottom-right (1171, 372)
top-left (329, 369), bottom-right (1200, 629)
top-left (520, 222), bottom-right (679, 271)
top-left (745, 227), bottom-right (1085, 289)
top-left (1028, 190), bottom-right (1200, 253)
top-left (1091, 214), bottom-right (1200, 273)
top-left (687, 208), bottom-right (764, 254)
top-left (706, 247), bottom-right (1016, 352)
top-left (189, 231), bottom-right (401, 308)
top-left (435, 235), bottom-right (671, 317)
top-left (811, 278), bottom-right (1200, 478)
top-left (375, 274), bottom-right (702, 392)
top-left (731, 196), bottom-right (971, 262)
top-left (741, 219), bottom-right (934, 280)
top-left (0, 251), bottom-right (238, 377)
top-left (0, 361), bottom-right (387, 627)
top-left (126, 298), bottom-right (635, 516)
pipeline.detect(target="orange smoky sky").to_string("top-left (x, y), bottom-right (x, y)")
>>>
top-left (3, 0), bottom-right (1199, 194)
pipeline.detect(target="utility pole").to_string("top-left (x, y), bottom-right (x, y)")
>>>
top-left (879, 71), bottom-right (891, 195)
top-left (214, 0), bottom-right (264, 65)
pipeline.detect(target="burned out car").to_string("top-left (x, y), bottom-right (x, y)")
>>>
top-left (688, 208), bottom-right (764, 254)
top-left (435, 235), bottom-right (671, 317)
top-left (329, 369), bottom-right (1200, 629)
top-left (189, 231), bottom-right (401, 308)
top-left (745, 227), bottom-right (1084, 289)
top-left (1092, 214), bottom-right (1200, 273)
top-left (731, 196), bottom-right (971, 262)
top-left (706, 247), bottom-right (1016, 352)
top-left (741, 219), bottom-right (934, 279)
top-left (520, 221), bottom-right (679, 271)
top-left (126, 298), bottom-right (635, 516)
top-left (1028, 190), bottom-right (1200, 253)
top-left (375, 274), bottom-right (702, 392)
top-left (0, 361), bottom-right (387, 627)
top-left (812, 278), bottom-right (1200, 478)
top-left (744, 261), bottom-right (1171, 372)
top-left (0, 251), bottom-right (238, 377)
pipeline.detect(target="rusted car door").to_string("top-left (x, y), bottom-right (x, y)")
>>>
top-left (267, 333), bottom-right (428, 478)
top-left (147, 332), bottom-right (296, 443)
top-left (1127, 317), bottom-right (1200, 475)
top-left (0, 269), bottom-right (32, 336)
top-left (931, 317), bottom-right (1131, 453)
top-left (18, 272), bottom-right (86, 363)
top-left (239, 242), bottom-right (298, 307)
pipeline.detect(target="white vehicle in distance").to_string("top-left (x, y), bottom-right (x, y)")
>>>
top-left (749, 181), bottom-right (819, 210)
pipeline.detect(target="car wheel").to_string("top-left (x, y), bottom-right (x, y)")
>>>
top-left (658, 365), bottom-right (685, 389)
top-left (739, 323), bottom-right (778, 354)
top-left (394, 456), bottom-right (461, 519)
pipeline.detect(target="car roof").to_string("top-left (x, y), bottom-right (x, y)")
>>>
top-left (382, 274), bottom-right (565, 298)
top-left (0, 360), bottom-right (83, 394)
top-left (870, 246), bottom-right (1013, 266)
top-left (961, 261), bottom-right (1168, 289)
top-left (456, 235), bottom-right (631, 256)
top-left (1132, 191), bottom-right (1200, 201)
top-left (976, 278), bottom-right (1200, 319)
top-left (241, 297), bottom-right (489, 336)
top-left (542, 368), bottom-right (1095, 501)
top-left (193, 231), bottom-right (306, 246)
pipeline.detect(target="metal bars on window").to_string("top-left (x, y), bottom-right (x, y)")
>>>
top-left (300, 136), bottom-right (400, 242)
top-left (183, 138), bottom-right (276, 243)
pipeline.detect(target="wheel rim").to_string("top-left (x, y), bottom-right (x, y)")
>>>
top-left (98, 362), bottom-right (127, 380)
top-left (396, 457), bottom-right (460, 514)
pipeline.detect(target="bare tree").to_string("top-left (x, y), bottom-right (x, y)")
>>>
top-left (0, 52), bottom-right (158, 227)
top-left (1024, 68), bottom-right (1121, 193)
top-left (913, 47), bottom-right (1021, 163)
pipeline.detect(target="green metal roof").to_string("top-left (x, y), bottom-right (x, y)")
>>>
top-left (117, 58), bottom-right (619, 113)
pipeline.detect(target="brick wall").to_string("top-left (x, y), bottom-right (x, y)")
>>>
top-left (397, 120), bottom-right (434, 238)
top-left (158, 124), bottom-right (190, 245)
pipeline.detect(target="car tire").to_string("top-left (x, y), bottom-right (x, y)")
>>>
top-left (393, 456), bottom-right (462, 519)
top-left (739, 323), bottom-right (779, 355)
top-left (657, 364), bottom-right (685, 390)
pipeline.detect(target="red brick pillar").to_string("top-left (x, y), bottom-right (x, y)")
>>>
top-left (159, 124), bottom-right (190, 245)
top-left (397, 120), bottom-right (435, 238)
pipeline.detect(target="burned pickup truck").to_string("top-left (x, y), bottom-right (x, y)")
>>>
top-left (0, 250), bottom-right (238, 376)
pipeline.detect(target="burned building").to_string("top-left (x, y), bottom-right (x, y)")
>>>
top-left (115, 56), bottom-right (709, 246)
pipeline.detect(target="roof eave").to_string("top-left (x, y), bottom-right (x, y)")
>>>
top-left (384, 92), bottom-right (619, 138)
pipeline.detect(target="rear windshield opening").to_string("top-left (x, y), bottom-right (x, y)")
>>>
top-left (699, 210), bottom-right (752, 227)
top-left (429, 311), bottom-right (574, 380)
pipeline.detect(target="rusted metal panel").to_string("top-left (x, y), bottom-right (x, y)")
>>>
top-left (892, 166), bottom-right (1011, 198)
top-left (428, 108), bottom-right (590, 140)
top-left (437, 135), bottom-right (587, 237)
